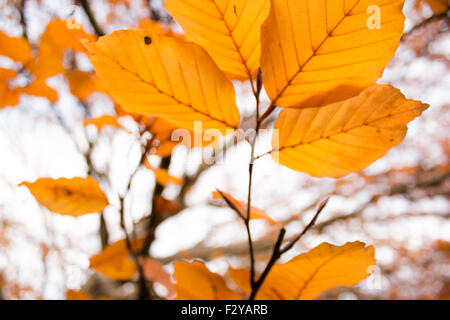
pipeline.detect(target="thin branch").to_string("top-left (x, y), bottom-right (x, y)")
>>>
top-left (216, 189), bottom-right (246, 221)
top-left (146, 0), bottom-right (162, 21)
top-left (258, 103), bottom-right (277, 123)
top-left (249, 198), bottom-right (328, 299)
top-left (117, 130), bottom-right (155, 299)
top-left (244, 68), bottom-right (264, 289)
top-left (141, 155), bottom-right (172, 254)
top-left (249, 228), bottom-right (286, 300)
top-left (18, 0), bottom-right (28, 40)
top-left (279, 197), bottom-right (329, 254)
top-left (401, 11), bottom-right (449, 41)
top-left (254, 150), bottom-right (272, 161)
top-left (78, 0), bottom-right (105, 37)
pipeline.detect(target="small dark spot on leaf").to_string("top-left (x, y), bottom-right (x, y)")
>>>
top-left (233, 5), bottom-right (237, 16)
top-left (144, 36), bottom-right (152, 45)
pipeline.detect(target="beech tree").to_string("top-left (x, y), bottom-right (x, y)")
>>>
top-left (0, 0), bottom-right (448, 300)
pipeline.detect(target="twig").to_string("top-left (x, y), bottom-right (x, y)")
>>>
top-left (141, 156), bottom-right (172, 254)
top-left (146, 0), bottom-right (161, 21)
top-left (249, 198), bottom-right (328, 299)
top-left (279, 198), bottom-right (329, 254)
top-left (244, 68), bottom-right (264, 289)
top-left (401, 11), bottom-right (449, 41)
top-left (216, 190), bottom-right (246, 221)
top-left (18, 0), bottom-right (28, 40)
top-left (117, 129), bottom-right (154, 299)
top-left (78, 0), bottom-right (105, 37)
top-left (249, 228), bottom-right (285, 300)
top-left (254, 150), bottom-right (272, 161)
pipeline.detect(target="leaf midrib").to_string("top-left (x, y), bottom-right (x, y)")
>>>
top-left (269, 0), bottom-right (363, 106)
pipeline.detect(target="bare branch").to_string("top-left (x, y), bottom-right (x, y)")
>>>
top-left (401, 11), bottom-right (449, 41)
top-left (78, 0), bottom-right (105, 37)
top-left (279, 197), bottom-right (329, 254)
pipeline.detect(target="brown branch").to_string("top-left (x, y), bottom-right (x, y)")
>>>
top-left (248, 198), bottom-right (328, 299)
top-left (244, 68), bottom-right (265, 290)
top-left (249, 228), bottom-right (285, 300)
top-left (279, 198), bottom-right (329, 254)
top-left (141, 156), bottom-right (172, 254)
top-left (146, 0), bottom-right (162, 21)
top-left (78, 0), bottom-right (105, 37)
top-left (117, 130), bottom-right (155, 299)
top-left (401, 11), bottom-right (449, 41)
top-left (18, 0), bottom-right (28, 40)
top-left (216, 190), bottom-right (246, 221)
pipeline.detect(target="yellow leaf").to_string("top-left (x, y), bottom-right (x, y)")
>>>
top-left (212, 190), bottom-right (278, 225)
top-left (0, 31), bottom-right (32, 64)
top-left (271, 84), bottom-right (428, 178)
top-left (20, 176), bottom-right (109, 216)
top-left (173, 260), bottom-right (241, 300)
top-left (67, 70), bottom-right (106, 100)
top-left (230, 241), bottom-right (375, 299)
top-left (84, 115), bottom-right (123, 131)
top-left (90, 238), bottom-right (143, 281)
top-left (165, 0), bottom-right (270, 81)
top-left (83, 29), bottom-right (240, 133)
top-left (261, 0), bottom-right (405, 108)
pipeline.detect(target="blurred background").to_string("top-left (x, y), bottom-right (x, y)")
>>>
top-left (0, 0), bottom-right (448, 300)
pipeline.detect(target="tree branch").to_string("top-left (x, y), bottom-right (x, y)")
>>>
top-left (401, 11), bottom-right (449, 41)
top-left (249, 228), bottom-right (285, 300)
top-left (18, 0), bottom-right (28, 40)
top-left (78, 0), bottom-right (105, 37)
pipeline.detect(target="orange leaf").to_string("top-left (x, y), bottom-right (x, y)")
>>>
top-left (20, 79), bottom-right (58, 103)
top-left (156, 196), bottom-right (181, 215)
top-left (84, 115), bottom-right (123, 131)
top-left (67, 70), bottom-right (106, 100)
top-left (261, 0), bottom-right (405, 108)
top-left (90, 238), bottom-right (143, 281)
top-left (173, 260), bottom-right (241, 300)
top-left (271, 84), bottom-right (429, 178)
top-left (66, 290), bottom-right (91, 300)
top-left (27, 19), bottom-right (96, 79)
top-left (0, 68), bottom-right (20, 109)
top-left (83, 29), bottom-right (240, 133)
top-left (230, 241), bottom-right (375, 299)
top-left (165, 0), bottom-right (270, 80)
top-left (0, 31), bottom-right (32, 64)
top-left (141, 258), bottom-right (175, 297)
top-left (145, 159), bottom-right (183, 186)
top-left (20, 176), bottom-right (109, 216)
top-left (212, 190), bottom-right (278, 225)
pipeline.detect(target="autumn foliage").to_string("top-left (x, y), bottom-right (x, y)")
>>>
top-left (0, 0), bottom-right (448, 300)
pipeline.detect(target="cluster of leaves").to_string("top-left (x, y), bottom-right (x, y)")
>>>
top-left (0, 0), bottom-right (435, 300)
